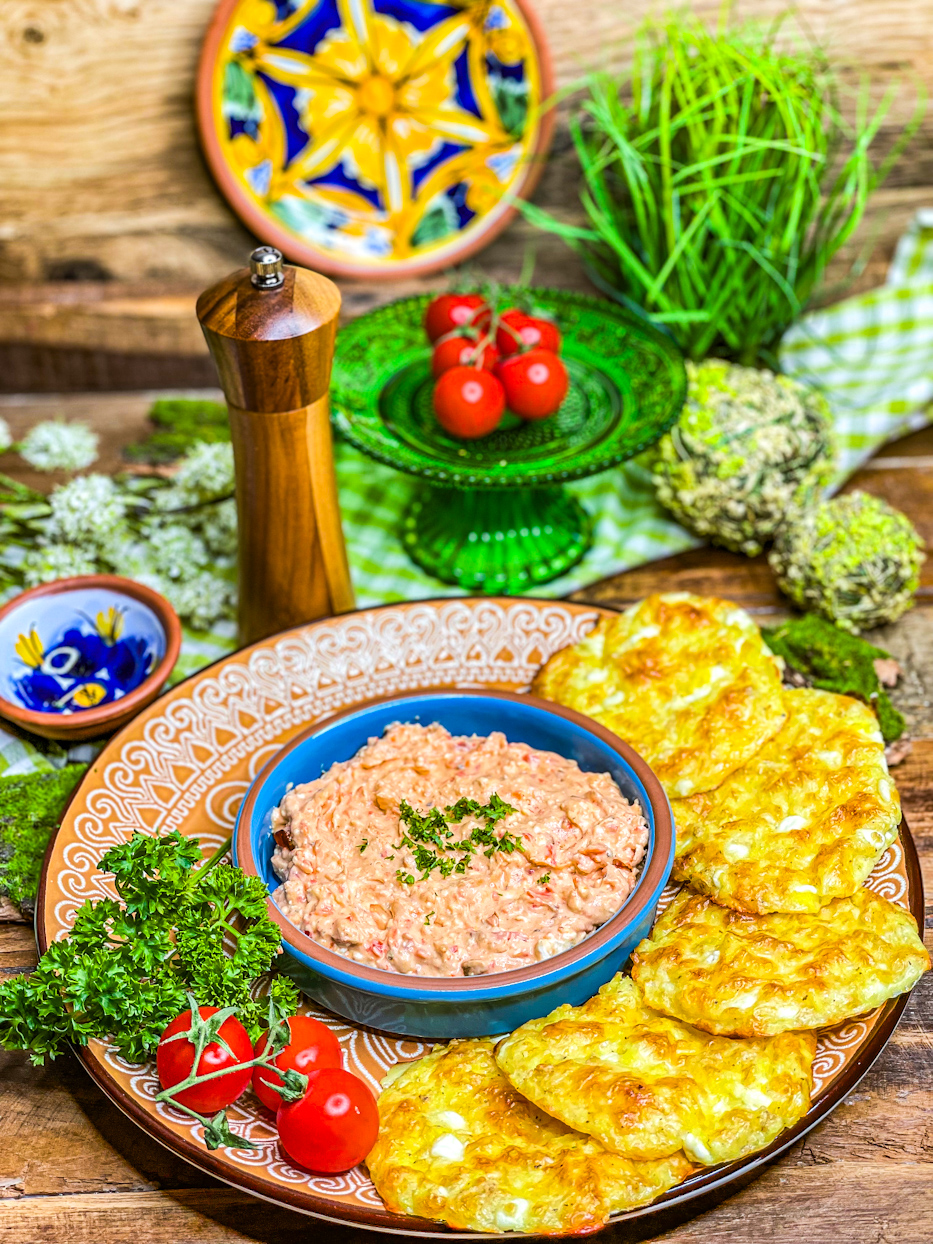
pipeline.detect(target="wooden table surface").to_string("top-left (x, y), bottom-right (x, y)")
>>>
top-left (1, 394), bottom-right (931, 1244)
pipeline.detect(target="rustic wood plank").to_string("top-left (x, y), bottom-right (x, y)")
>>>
top-left (0, 389), bottom-right (222, 491)
top-left (1, 1143), bottom-right (932, 1242)
top-left (0, 923), bottom-right (35, 973)
top-left (0, 0), bottom-right (930, 388)
top-left (0, 184), bottom-right (926, 383)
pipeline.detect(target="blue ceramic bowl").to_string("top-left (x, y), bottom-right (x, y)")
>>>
top-left (235, 690), bottom-right (673, 1039)
top-left (0, 574), bottom-right (181, 741)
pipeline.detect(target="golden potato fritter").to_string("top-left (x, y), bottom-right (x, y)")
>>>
top-left (367, 1039), bottom-right (692, 1235)
top-left (494, 976), bottom-right (815, 1167)
top-left (632, 888), bottom-right (930, 1037)
top-left (532, 593), bottom-right (785, 797)
top-left (672, 687), bottom-right (901, 913)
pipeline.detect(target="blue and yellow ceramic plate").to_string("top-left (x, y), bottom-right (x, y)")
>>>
top-left (0, 576), bottom-right (181, 742)
top-left (197, 0), bottom-right (554, 278)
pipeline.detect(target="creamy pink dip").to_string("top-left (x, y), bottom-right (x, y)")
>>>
top-left (271, 722), bottom-right (648, 978)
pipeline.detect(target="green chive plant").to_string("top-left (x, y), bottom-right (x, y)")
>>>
top-left (523, 15), bottom-right (923, 363)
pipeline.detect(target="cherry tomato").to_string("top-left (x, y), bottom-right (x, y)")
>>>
top-left (497, 349), bottom-right (569, 419)
top-left (424, 293), bottom-right (489, 343)
top-left (433, 366), bottom-right (505, 438)
top-left (495, 309), bottom-right (562, 357)
top-left (252, 1015), bottom-right (343, 1113)
top-left (157, 1007), bottom-right (254, 1114)
top-left (431, 334), bottom-right (500, 378)
top-left (277, 1067), bottom-right (379, 1173)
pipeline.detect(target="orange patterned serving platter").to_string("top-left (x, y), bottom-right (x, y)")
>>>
top-left (38, 598), bottom-right (923, 1236)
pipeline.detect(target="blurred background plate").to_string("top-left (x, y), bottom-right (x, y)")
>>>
top-left (196, 0), bottom-right (555, 279)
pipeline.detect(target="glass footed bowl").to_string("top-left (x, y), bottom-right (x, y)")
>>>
top-left (331, 289), bottom-right (686, 593)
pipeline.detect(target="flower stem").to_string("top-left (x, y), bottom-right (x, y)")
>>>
top-left (198, 835), bottom-right (232, 877)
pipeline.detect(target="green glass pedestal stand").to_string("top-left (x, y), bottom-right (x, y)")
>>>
top-left (331, 290), bottom-right (686, 593)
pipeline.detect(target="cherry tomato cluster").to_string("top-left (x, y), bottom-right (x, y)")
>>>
top-left (425, 291), bottom-right (569, 440)
top-left (157, 1007), bottom-right (378, 1173)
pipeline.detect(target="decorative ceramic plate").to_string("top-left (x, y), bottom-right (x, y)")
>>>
top-left (39, 599), bottom-right (923, 1237)
top-left (197, 0), bottom-right (554, 279)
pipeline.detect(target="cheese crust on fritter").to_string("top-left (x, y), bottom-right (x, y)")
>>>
top-left (367, 1039), bottom-right (692, 1235)
top-left (532, 593), bottom-right (785, 797)
top-left (632, 888), bottom-right (930, 1037)
top-left (672, 687), bottom-right (901, 914)
top-left (494, 976), bottom-right (816, 1167)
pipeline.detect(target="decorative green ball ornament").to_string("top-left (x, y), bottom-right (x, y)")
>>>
top-left (769, 491), bottom-right (925, 633)
top-left (650, 360), bottom-right (835, 556)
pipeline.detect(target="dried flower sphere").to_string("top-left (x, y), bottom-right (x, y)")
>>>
top-left (769, 491), bottom-right (925, 633)
top-left (651, 361), bottom-right (835, 556)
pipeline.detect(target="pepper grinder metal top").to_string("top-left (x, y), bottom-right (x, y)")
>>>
top-left (249, 245), bottom-right (285, 289)
top-left (196, 248), bottom-right (354, 646)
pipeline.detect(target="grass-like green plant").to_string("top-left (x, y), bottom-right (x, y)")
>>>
top-left (523, 15), bottom-right (923, 363)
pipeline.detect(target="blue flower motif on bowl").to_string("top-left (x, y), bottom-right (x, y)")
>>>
top-left (3, 589), bottom-right (166, 716)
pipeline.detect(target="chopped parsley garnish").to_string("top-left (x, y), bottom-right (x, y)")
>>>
top-left (424, 911), bottom-right (435, 926)
top-left (394, 793), bottom-right (521, 883)
top-left (358, 840), bottom-right (368, 853)
top-left (396, 869), bottom-right (416, 886)
top-left (539, 873), bottom-right (551, 885)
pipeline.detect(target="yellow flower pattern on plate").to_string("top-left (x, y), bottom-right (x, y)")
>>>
top-left (205, 0), bottom-right (546, 272)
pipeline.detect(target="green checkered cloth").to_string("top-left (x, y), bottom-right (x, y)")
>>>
top-left (3, 212), bottom-right (932, 775)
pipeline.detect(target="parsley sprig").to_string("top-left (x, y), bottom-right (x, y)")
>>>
top-left (392, 793), bottom-right (521, 885)
top-left (0, 830), bottom-right (297, 1064)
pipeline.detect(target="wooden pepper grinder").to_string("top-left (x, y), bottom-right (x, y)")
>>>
top-left (196, 247), bottom-right (354, 646)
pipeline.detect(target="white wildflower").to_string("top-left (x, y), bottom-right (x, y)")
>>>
top-left (0, 417), bottom-right (12, 453)
top-left (150, 484), bottom-right (185, 514)
top-left (171, 441), bottom-right (235, 505)
top-left (130, 570), bottom-right (171, 598)
top-left (145, 523), bottom-right (210, 581)
top-left (46, 474), bottom-right (128, 550)
top-left (163, 571), bottom-right (236, 630)
top-left (197, 498), bottom-right (238, 557)
top-left (21, 420), bottom-right (99, 472)
top-left (22, 543), bottom-right (98, 586)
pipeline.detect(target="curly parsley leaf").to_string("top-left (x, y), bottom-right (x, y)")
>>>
top-left (0, 830), bottom-right (296, 1065)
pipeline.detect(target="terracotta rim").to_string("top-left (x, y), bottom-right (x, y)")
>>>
top-left (34, 596), bottom-right (926, 1236)
top-left (0, 574), bottom-right (182, 733)
top-left (236, 688), bottom-right (674, 993)
top-left (195, 0), bottom-right (557, 282)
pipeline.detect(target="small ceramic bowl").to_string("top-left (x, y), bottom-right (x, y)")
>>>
top-left (235, 690), bottom-right (674, 1039)
top-left (0, 575), bottom-right (182, 741)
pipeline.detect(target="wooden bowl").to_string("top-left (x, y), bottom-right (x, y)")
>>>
top-left (0, 574), bottom-right (181, 741)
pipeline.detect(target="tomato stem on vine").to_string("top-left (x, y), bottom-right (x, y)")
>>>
top-left (156, 1001), bottom-right (307, 1152)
